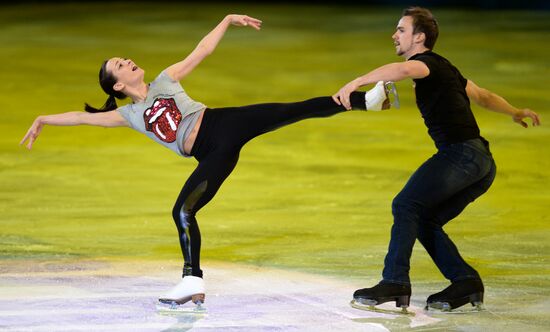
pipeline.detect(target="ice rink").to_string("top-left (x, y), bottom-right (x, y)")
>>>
top-left (2, 3), bottom-right (549, 332)
top-left (1, 260), bottom-right (547, 331)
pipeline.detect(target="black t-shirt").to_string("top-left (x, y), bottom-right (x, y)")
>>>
top-left (409, 51), bottom-right (482, 146)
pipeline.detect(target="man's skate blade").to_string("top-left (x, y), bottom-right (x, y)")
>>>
top-left (384, 82), bottom-right (400, 109)
top-left (350, 300), bottom-right (415, 316)
top-left (425, 301), bottom-right (485, 314)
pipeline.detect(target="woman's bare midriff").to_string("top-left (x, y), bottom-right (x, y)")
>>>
top-left (183, 111), bottom-right (205, 155)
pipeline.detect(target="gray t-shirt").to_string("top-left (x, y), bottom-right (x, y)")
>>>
top-left (117, 71), bottom-right (206, 157)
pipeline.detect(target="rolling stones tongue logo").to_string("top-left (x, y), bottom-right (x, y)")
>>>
top-left (143, 98), bottom-right (182, 143)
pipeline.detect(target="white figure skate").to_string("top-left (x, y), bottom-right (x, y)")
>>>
top-left (365, 81), bottom-right (400, 111)
top-left (157, 276), bottom-right (206, 313)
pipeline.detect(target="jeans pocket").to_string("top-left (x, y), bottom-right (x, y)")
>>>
top-left (442, 143), bottom-right (487, 178)
top-left (461, 143), bottom-right (496, 179)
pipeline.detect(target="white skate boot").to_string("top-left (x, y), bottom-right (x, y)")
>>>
top-left (365, 81), bottom-right (400, 111)
top-left (157, 276), bottom-right (206, 312)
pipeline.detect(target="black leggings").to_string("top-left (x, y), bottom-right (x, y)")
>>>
top-left (172, 93), bottom-right (366, 277)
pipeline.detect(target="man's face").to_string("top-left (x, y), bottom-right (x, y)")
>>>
top-left (392, 16), bottom-right (417, 58)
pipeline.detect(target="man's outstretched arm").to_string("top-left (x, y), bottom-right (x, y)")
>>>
top-left (333, 60), bottom-right (429, 109)
top-left (466, 80), bottom-right (541, 128)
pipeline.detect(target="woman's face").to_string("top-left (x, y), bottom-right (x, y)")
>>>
top-left (106, 57), bottom-right (144, 87)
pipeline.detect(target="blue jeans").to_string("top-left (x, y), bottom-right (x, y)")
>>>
top-left (382, 138), bottom-right (496, 285)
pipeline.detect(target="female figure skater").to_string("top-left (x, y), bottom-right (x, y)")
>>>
top-left (21, 14), bottom-right (396, 309)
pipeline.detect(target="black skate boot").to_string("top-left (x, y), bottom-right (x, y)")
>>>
top-left (426, 279), bottom-right (484, 312)
top-left (351, 282), bottom-right (411, 313)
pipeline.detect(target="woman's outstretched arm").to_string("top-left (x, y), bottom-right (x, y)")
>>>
top-left (20, 111), bottom-right (129, 150)
top-left (165, 14), bottom-right (262, 81)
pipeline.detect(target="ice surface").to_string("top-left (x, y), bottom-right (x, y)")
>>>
top-left (0, 260), bottom-right (547, 331)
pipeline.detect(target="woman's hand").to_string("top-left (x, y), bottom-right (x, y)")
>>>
top-left (227, 14), bottom-right (262, 30)
top-left (166, 15), bottom-right (262, 81)
top-left (20, 117), bottom-right (44, 150)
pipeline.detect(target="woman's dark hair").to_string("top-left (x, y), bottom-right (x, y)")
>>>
top-left (402, 7), bottom-right (439, 50)
top-left (84, 60), bottom-right (127, 113)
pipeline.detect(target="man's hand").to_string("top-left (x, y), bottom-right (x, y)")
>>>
top-left (513, 108), bottom-right (541, 128)
top-left (333, 80), bottom-right (360, 110)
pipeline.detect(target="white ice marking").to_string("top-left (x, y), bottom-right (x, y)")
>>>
top-left (0, 323), bottom-right (176, 332)
top-left (145, 109), bottom-right (151, 116)
top-left (149, 107), bottom-right (166, 124)
top-left (153, 100), bottom-right (160, 107)
top-left (166, 113), bottom-right (177, 131)
top-left (155, 124), bottom-right (166, 139)
top-left (0, 308), bottom-right (129, 317)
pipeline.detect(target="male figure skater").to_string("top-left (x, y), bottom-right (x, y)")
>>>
top-left (333, 7), bottom-right (540, 311)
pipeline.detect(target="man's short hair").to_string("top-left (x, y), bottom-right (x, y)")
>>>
top-left (402, 7), bottom-right (439, 50)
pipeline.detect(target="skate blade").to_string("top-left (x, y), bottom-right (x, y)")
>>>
top-left (350, 300), bottom-right (414, 316)
top-left (158, 293), bottom-right (205, 305)
top-left (425, 301), bottom-right (485, 314)
top-left (384, 81), bottom-right (400, 109)
top-left (156, 301), bottom-right (207, 315)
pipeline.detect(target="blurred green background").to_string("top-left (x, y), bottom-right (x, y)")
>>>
top-left (1, 1), bottom-right (549, 305)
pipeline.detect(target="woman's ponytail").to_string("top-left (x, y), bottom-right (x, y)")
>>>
top-left (84, 59), bottom-right (127, 113)
top-left (84, 95), bottom-right (118, 113)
